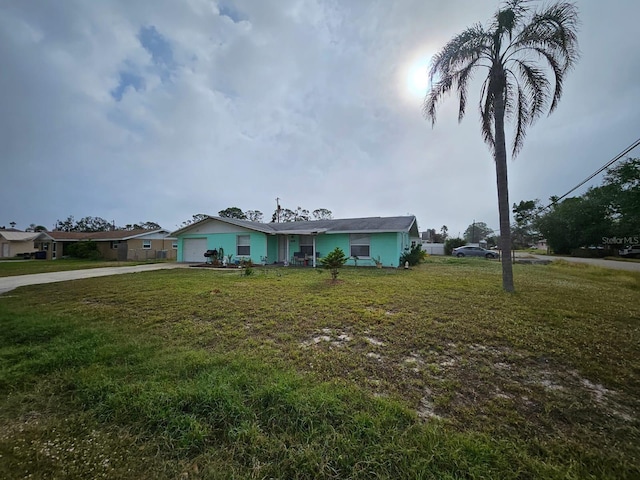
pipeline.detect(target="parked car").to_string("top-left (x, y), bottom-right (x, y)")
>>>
top-left (619, 245), bottom-right (640, 258)
top-left (452, 245), bottom-right (499, 259)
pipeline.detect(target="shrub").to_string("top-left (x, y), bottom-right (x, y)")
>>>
top-left (444, 237), bottom-right (466, 255)
top-left (67, 241), bottom-right (101, 260)
top-left (319, 247), bottom-right (348, 281)
top-left (400, 244), bottom-right (427, 266)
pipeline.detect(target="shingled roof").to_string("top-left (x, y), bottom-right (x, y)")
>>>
top-left (37, 229), bottom-right (170, 242)
top-left (0, 231), bottom-right (40, 242)
top-left (172, 215), bottom-right (418, 236)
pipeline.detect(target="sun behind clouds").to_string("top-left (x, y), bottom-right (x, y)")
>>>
top-left (400, 51), bottom-right (435, 103)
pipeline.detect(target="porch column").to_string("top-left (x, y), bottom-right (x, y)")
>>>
top-left (312, 235), bottom-right (316, 268)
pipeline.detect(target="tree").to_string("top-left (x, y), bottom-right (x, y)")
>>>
top-left (246, 210), bottom-right (264, 222)
top-left (54, 215), bottom-right (113, 232)
top-left (139, 221), bottom-right (161, 230)
top-left (537, 195), bottom-right (612, 254)
top-left (312, 208), bottom-right (333, 220)
top-left (463, 221), bottom-right (493, 244)
top-left (124, 221), bottom-right (161, 230)
top-left (424, 0), bottom-right (579, 291)
top-left (74, 216), bottom-right (114, 232)
top-left (600, 157), bottom-right (640, 236)
top-left (445, 237), bottom-right (466, 255)
top-left (319, 247), bottom-right (348, 282)
top-left (218, 207), bottom-right (247, 219)
top-left (271, 206), bottom-right (315, 222)
top-left (180, 214), bottom-right (208, 228)
top-left (536, 158), bottom-right (639, 253)
top-left (25, 224), bottom-right (47, 232)
top-left (440, 225), bottom-right (449, 242)
top-left (512, 199), bottom-right (541, 248)
top-left (55, 215), bottom-right (75, 232)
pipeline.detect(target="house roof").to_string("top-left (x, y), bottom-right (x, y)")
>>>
top-left (0, 231), bottom-right (40, 242)
top-left (172, 215), bottom-right (419, 236)
top-left (37, 229), bottom-right (171, 242)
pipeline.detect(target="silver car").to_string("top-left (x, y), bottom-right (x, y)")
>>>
top-left (452, 246), bottom-right (499, 259)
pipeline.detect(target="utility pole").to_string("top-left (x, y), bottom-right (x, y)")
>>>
top-left (276, 197), bottom-right (281, 223)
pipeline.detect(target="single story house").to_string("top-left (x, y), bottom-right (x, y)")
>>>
top-left (0, 230), bottom-right (40, 258)
top-left (34, 229), bottom-right (177, 260)
top-left (171, 215), bottom-right (420, 267)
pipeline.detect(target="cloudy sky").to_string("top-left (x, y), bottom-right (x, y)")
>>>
top-left (1, 0), bottom-right (639, 236)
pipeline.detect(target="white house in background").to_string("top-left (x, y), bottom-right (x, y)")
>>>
top-left (0, 230), bottom-right (39, 258)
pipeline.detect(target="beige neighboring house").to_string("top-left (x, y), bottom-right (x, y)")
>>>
top-left (0, 230), bottom-right (40, 258)
top-left (34, 229), bottom-right (177, 261)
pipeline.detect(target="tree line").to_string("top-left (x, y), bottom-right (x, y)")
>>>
top-left (53, 216), bottom-right (162, 232)
top-left (179, 206), bottom-right (333, 228)
top-left (534, 157), bottom-right (639, 254)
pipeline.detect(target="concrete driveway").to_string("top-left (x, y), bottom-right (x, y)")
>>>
top-left (0, 263), bottom-right (189, 295)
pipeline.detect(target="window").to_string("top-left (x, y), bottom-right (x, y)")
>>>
top-left (142, 240), bottom-right (151, 250)
top-left (111, 241), bottom-right (120, 249)
top-left (172, 242), bottom-right (178, 250)
top-left (350, 234), bottom-right (370, 257)
top-left (299, 235), bottom-right (313, 255)
top-left (237, 235), bottom-right (250, 256)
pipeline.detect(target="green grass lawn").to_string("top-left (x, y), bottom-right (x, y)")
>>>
top-left (1, 259), bottom-right (638, 478)
top-left (0, 258), bottom-right (171, 277)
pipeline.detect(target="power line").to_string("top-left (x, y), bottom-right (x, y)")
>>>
top-left (540, 137), bottom-right (640, 211)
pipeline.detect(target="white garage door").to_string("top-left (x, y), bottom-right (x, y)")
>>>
top-left (182, 238), bottom-right (208, 262)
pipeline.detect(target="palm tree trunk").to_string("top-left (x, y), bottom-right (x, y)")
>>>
top-left (493, 91), bottom-right (515, 292)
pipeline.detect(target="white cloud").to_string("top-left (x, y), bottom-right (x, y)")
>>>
top-left (1, 0), bottom-right (639, 236)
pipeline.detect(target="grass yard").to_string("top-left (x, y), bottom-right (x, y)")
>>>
top-left (0, 259), bottom-right (171, 277)
top-left (1, 258), bottom-right (638, 478)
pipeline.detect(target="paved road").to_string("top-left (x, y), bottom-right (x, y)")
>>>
top-left (0, 263), bottom-right (189, 295)
top-left (527, 254), bottom-right (640, 272)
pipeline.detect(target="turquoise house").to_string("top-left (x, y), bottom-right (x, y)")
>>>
top-left (172, 215), bottom-right (420, 267)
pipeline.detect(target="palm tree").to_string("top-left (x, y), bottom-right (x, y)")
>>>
top-left (424, 0), bottom-right (579, 292)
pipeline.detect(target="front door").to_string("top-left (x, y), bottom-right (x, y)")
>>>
top-left (278, 236), bottom-right (287, 263)
top-left (1, 243), bottom-right (9, 257)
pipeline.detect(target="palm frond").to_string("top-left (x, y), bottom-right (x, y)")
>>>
top-left (512, 83), bottom-right (531, 156)
top-left (479, 77), bottom-right (495, 150)
top-left (512, 61), bottom-right (549, 121)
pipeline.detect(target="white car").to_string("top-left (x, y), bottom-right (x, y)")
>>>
top-left (619, 245), bottom-right (640, 257)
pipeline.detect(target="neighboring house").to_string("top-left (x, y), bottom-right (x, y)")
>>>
top-left (0, 231), bottom-right (40, 258)
top-left (533, 239), bottom-right (548, 250)
top-left (171, 215), bottom-right (420, 267)
top-left (34, 229), bottom-right (177, 260)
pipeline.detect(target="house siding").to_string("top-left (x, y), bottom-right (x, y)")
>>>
top-left (178, 231), bottom-right (267, 264)
top-left (0, 240), bottom-right (35, 258)
top-left (126, 238), bottom-right (177, 261)
top-left (318, 232), bottom-right (404, 267)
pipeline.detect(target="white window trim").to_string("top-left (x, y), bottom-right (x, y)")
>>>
top-left (237, 235), bottom-right (250, 256)
top-left (349, 234), bottom-right (370, 258)
top-left (142, 240), bottom-right (152, 250)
